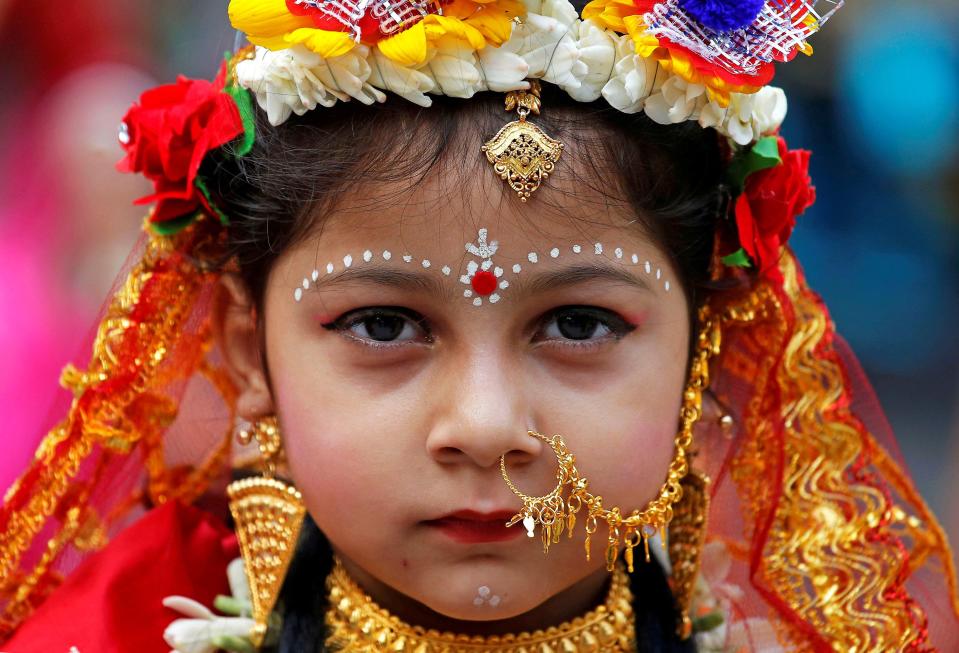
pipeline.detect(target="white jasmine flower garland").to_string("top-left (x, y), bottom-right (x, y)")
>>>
top-left (235, 0), bottom-right (787, 144)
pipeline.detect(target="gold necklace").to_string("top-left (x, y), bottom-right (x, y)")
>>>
top-left (324, 558), bottom-right (636, 652)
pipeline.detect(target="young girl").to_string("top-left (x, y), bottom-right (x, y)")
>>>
top-left (2, 0), bottom-right (957, 651)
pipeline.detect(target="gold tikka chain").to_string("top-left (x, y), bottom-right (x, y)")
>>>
top-left (503, 309), bottom-right (720, 573)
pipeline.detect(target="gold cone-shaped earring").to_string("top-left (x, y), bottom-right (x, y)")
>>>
top-left (227, 416), bottom-right (306, 647)
top-left (668, 469), bottom-right (711, 640)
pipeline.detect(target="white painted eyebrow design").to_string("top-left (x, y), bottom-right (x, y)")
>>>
top-left (291, 228), bottom-right (672, 304)
top-left (305, 261), bottom-right (656, 296)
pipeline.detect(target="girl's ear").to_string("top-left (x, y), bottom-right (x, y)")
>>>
top-left (212, 273), bottom-right (275, 419)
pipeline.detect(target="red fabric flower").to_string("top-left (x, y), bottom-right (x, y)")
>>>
top-left (117, 63), bottom-right (243, 224)
top-left (4, 501), bottom-right (237, 652)
top-left (734, 137), bottom-right (816, 281)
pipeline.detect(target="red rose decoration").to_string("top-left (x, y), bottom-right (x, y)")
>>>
top-left (117, 62), bottom-right (243, 225)
top-left (734, 136), bottom-right (816, 281)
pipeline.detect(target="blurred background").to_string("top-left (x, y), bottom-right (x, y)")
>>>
top-left (0, 0), bottom-right (956, 554)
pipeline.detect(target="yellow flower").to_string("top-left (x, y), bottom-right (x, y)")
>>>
top-left (229, 0), bottom-right (522, 66)
top-left (228, 0), bottom-right (313, 50)
top-left (452, 0), bottom-right (525, 43)
top-left (582, 0), bottom-right (638, 33)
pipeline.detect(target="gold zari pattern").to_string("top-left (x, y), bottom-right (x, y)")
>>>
top-left (725, 253), bottom-right (958, 651)
top-left (324, 557), bottom-right (636, 652)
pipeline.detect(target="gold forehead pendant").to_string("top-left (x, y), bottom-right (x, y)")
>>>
top-left (482, 80), bottom-right (565, 202)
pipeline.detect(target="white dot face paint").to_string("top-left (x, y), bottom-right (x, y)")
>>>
top-left (290, 227), bottom-right (674, 305)
top-left (473, 585), bottom-right (504, 609)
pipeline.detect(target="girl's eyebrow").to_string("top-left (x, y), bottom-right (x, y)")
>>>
top-left (312, 261), bottom-right (656, 297)
top-left (512, 262), bottom-right (655, 296)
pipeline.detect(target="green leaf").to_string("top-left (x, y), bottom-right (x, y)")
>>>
top-left (214, 594), bottom-right (250, 617)
top-left (211, 635), bottom-right (256, 653)
top-left (692, 610), bottom-right (725, 633)
top-left (226, 83), bottom-right (256, 158)
top-left (727, 135), bottom-right (782, 193)
top-left (721, 248), bottom-right (753, 268)
top-left (195, 174), bottom-right (231, 226)
top-left (148, 212), bottom-right (198, 236)
top-left (223, 49), bottom-right (256, 158)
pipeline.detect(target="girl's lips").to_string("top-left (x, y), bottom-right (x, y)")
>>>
top-left (423, 510), bottom-right (525, 544)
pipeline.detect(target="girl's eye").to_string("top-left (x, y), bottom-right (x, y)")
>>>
top-left (323, 308), bottom-right (430, 346)
top-left (538, 306), bottom-right (635, 344)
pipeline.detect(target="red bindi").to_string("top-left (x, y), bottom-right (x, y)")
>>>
top-left (471, 270), bottom-right (498, 296)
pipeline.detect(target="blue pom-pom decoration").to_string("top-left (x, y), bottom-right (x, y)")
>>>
top-left (677, 0), bottom-right (767, 32)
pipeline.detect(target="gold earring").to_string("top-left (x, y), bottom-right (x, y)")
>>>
top-left (668, 469), bottom-right (711, 640)
top-left (227, 416), bottom-right (306, 647)
top-left (501, 308), bottom-right (720, 573)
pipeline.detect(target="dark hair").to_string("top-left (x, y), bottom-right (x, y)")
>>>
top-left (206, 88), bottom-right (720, 652)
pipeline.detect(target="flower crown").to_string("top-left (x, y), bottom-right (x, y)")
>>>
top-left (117, 0), bottom-right (833, 278)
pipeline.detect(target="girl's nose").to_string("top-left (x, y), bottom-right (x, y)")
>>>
top-left (424, 346), bottom-right (541, 469)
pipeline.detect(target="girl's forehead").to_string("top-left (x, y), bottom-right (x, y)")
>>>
top-left (307, 178), bottom-right (657, 259)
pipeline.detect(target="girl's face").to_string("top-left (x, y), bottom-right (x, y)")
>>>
top-left (221, 172), bottom-right (691, 624)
